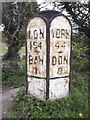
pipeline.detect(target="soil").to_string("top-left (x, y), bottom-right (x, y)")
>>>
top-left (1, 85), bottom-right (20, 119)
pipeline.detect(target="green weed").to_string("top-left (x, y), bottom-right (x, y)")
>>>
top-left (2, 59), bottom-right (26, 87)
top-left (9, 72), bottom-right (88, 118)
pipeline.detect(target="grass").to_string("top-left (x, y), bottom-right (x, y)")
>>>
top-left (9, 71), bottom-right (88, 118)
top-left (2, 51), bottom-right (89, 118)
top-left (2, 36), bottom-right (89, 118)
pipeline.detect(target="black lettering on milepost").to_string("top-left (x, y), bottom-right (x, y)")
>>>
top-left (61, 29), bottom-right (65, 39)
top-left (34, 56), bottom-right (38, 64)
top-left (52, 56), bottom-right (57, 66)
top-left (34, 67), bottom-right (37, 74)
top-left (57, 67), bottom-right (62, 75)
top-left (58, 56), bottom-right (62, 65)
top-left (66, 29), bottom-right (70, 39)
top-left (39, 58), bottom-right (43, 65)
top-left (40, 29), bottom-right (44, 39)
top-left (28, 31), bottom-right (31, 39)
top-left (64, 56), bottom-right (68, 64)
top-left (30, 41), bottom-right (32, 50)
top-left (34, 30), bottom-right (38, 39)
top-left (56, 29), bottom-right (60, 38)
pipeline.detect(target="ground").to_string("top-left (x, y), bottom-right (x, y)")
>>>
top-left (0, 42), bottom-right (20, 119)
top-left (1, 85), bottom-right (20, 118)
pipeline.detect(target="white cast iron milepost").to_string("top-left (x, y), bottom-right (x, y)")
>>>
top-left (26, 11), bottom-right (72, 101)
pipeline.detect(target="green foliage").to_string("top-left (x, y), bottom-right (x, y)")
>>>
top-left (2, 35), bottom-right (89, 118)
top-left (9, 72), bottom-right (88, 118)
top-left (71, 36), bottom-right (89, 72)
top-left (2, 2), bottom-right (38, 61)
top-left (72, 59), bottom-right (90, 72)
top-left (19, 46), bottom-right (25, 54)
top-left (2, 59), bottom-right (26, 87)
top-left (72, 36), bottom-right (89, 59)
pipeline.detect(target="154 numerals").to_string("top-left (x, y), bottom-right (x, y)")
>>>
top-left (30, 41), bottom-right (42, 52)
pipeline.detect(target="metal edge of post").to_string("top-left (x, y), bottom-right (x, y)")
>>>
top-left (69, 19), bottom-right (72, 94)
top-left (46, 20), bottom-right (50, 100)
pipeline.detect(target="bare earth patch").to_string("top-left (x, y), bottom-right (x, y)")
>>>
top-left (1, 85), bottom-right (20, 118)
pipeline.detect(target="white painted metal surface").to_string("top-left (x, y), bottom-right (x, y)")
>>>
top-left (26, 15), bottom-right (71, 101)
top-left (49, 16), bottom-right (71, 99)
top-left (28, 78), bottom-right (46, 101)
top-left (49, 78), bottom-right (69, 100)
top-left (27, 17), bottom-right (46, 77)
top-left (27, 17), bottom-right (46, 101)
top-left (50, 16), bottom-right (71, 78)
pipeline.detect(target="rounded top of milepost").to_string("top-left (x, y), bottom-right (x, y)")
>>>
top-left (38, 10), bottom-right (60, 19)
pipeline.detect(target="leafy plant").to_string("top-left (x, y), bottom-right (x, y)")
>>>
top-left (2, 59), bottom-right (26, 87)
top-left (9, 71), bottom-right (88, 118)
